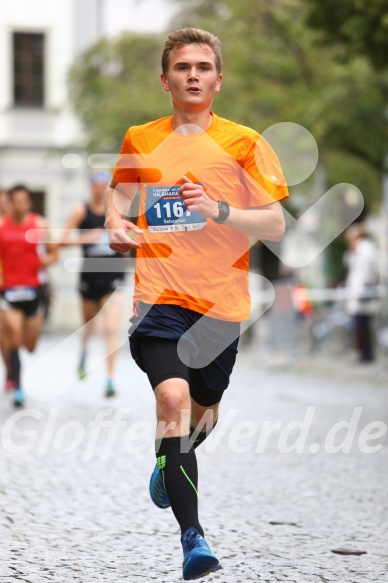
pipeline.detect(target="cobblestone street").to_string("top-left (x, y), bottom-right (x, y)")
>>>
top-left (1, 334), bottom-right (387, 582)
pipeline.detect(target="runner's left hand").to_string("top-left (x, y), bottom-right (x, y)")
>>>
top-left (179, 176), bottom-right (219, 219)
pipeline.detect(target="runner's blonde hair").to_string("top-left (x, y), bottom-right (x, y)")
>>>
top-left (161, 28), bottom-right (222, 74)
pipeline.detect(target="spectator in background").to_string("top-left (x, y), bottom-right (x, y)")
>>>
top-left (344, 223), bottom-right (380, 363)
top-left (60, 172), bottom-right (125, 398)
top-left (0, 185), bottom-right (57, 406)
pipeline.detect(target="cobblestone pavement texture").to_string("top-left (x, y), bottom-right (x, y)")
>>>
top-left (0, 334), bottom-right (387, 582)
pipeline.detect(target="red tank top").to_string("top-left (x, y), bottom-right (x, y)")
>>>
top-left (0, 213), bottom-right (43, 289)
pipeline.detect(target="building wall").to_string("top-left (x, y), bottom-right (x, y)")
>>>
top-left (0, 0), bottom-right (113, 331)
top-left (0, 0), bottom-right (174, 333)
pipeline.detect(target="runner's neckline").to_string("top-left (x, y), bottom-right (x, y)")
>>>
top-left (169, 113), bottom-right (218, 139)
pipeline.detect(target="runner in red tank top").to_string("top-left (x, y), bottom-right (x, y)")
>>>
top-left (0, 185), bottom-right (57, 406)
top-left (0, 213), bottom-right (43, 288)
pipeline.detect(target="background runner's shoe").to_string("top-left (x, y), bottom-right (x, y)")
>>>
top-left (105, 381), bottom-right (116, 398)
top-left (13, 388), bottom-right (25, 407)
top-left (77, 365), bottom-right (87, 380)
top-left (149, 464), bottom-right (170, 508)
top-left (181, 527), bottom-right (222, 581)
top-left (77, 353), bottom-right (87, 380)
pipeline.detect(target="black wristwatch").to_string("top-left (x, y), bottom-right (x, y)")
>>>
top-left (213, 200), bottom-right (230, 224)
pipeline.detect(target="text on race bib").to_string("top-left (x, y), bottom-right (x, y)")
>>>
top-left (145, 186), bottom-right (207, 233)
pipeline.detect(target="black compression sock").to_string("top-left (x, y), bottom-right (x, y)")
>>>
top-left (190, 419), bottom-right (218, 449)
top-left (156, 436), bottom-right (203, 536)
top-left (9, 349), bottom-right (21, 387)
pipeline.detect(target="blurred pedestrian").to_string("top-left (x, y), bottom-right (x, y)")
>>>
top-left (0, 185), bottom-right (57, 406)
top-left (60, 172), bottom-right (125, 397)
top-left (344, 223), bottom-right (380, 362)
top-left (105, 27), bottom-right (288, 580)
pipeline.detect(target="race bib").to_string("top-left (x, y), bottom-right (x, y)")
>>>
top-left (145, 186), bottom-right (207, 233)
top-left (4, 287), bottom-right (37, 302)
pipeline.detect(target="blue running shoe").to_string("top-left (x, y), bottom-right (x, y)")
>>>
top-left (181, 527), bottom-right (222, 580)
top-left (13, 388), bottom-right (25, 407)
top-left (149, 464), bottom-right (170, 509)
top-left (105, 380), bottom-right (116, 398)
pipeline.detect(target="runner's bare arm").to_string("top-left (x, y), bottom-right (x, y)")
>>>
top-left (105, 180), bottom-right (143, 253)
top-left (58, 204), bottom-right (87, 247)
top-left (37, 217), bottom-right (58, 266)
top-left (221, 202), bottom-right (285, 241)
top-left (180, 177), bottom-right (285, 241)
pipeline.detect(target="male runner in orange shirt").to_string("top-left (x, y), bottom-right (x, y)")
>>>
top-left (105, 28), bottom-right (288, 580)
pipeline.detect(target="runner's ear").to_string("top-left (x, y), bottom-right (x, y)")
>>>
top-left (160, 73), bottom-right (170, 92)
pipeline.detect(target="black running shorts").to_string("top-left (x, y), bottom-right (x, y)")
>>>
top-left (79, 273), bottom-right (125, 301)
top-left (0, 286), bottom-right (47, 318)
top-left (129, 301), bottom-right (240, 407)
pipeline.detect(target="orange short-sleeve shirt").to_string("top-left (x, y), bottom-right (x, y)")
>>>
top-left (113, 113), bottom-right (288, 321)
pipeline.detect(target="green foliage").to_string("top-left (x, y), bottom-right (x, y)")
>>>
top-left (68, 0), bottom-right (386, 213)
top-left (167, 0), bottom-right (386, 209)
top-left (304, 0), bottom-right (388, 71)
top-left (68, 34), bottom-right (171, 152)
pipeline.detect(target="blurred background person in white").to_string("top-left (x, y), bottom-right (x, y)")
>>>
top-left (344, 223), bottom-right (380, 363)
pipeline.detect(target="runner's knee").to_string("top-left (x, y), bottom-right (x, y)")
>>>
top-left (155, 380), bottom-right (190, 421)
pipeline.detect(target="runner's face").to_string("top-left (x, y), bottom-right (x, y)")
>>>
top-left (10, 190), bottom-right (31, 216)
top-left (91, 180), bottom-right (108, 202)
top-left (161, 44), bottom-right (222, 111)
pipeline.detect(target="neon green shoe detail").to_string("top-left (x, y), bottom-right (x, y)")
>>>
top-left (77, 365), bottom-right (87, 380)
top-left (157, 455), bottom-right (166, 470)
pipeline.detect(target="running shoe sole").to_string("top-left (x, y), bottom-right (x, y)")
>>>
top-left (149, 464), bottom-right (170, 509)
top-left (183, 555), bottom-right (222, 580)
top-left (13, 388), bottom-right (25, 407)
top-left (181, 528), bottom-right (222, 581)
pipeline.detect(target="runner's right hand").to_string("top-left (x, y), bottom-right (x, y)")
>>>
top-left (105, 218), bottom-right (143, 253)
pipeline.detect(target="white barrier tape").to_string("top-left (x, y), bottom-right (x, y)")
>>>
top-left (296, 285), bottom-right (386, 302)
top-left (250, 284), bottom-right (387, 306)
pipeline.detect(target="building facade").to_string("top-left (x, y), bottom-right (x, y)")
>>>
top-left (0, 0), bottom-right (115, 330)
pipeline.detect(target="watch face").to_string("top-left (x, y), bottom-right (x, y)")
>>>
top-left (220, 201), bottom-right (228, 214)
top-left (214, 200), bottom-right (230, 223)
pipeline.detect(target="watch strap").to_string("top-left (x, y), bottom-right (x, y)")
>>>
top-left (213, 200), bottom-right (230, 224)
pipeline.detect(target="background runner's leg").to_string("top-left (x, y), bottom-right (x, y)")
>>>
top-left (1, 309), bottom-right (25, 405)
top-left (99, 290), bottom-right (123, 394)
top-left (0, 318), bottom-right (12, 385)
top-left (23, 315), bottom-right (44, 352)
top-left (78, 297), bottom-right (98, 377)
top-left (2, 309), bottom-right (23, 351)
